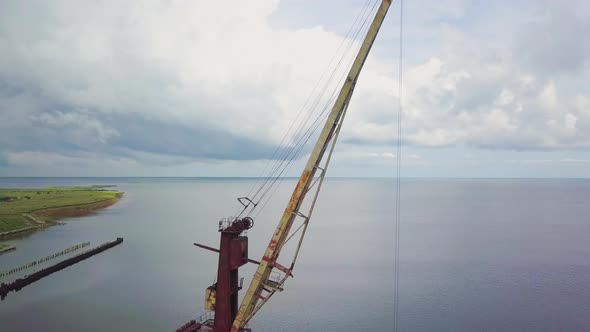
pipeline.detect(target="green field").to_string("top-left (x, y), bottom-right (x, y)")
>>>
top-left (0, 187), bottom-right (122, 234)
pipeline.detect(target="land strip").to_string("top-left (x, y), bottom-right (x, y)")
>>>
top-left (0, 187), bottom-right (123, 250)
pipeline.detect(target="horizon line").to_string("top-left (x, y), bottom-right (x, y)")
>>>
top-left (1, 176), bottom-right (589, 180)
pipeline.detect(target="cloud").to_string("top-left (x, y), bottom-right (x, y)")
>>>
top-left (343, 0), bottom-right (590, 151)
top-left (0, 0), bottom-right (391, 165)
top-left (0, 0), bottom-right (589, 177)
top-left (506, 158), bottom-right (590, 165)
top-left (516, 0), bottom-right (590, 76)
top-left (30, 111), bottom-right (118, 144)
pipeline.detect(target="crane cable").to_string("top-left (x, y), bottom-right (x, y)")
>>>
top-left (235, 0), bottom-right (373, 204)
top-left (233, 0), bottom-right (376, 219)
top-left (245, 0), bottom-right (378, 212)
top-left (250, 1), bottom-right (381, 219)
top-left (235, 0), bottom-right (380, 218)
top-left (394, 0), bottom-right (404, 331)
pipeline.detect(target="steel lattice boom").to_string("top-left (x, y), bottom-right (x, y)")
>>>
top-left (231, 1), bottom-right (393, 330)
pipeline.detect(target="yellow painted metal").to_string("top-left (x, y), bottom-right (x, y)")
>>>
top-left (205, 286), bottom-right (216, 311)
top-left (231, 1), bottom-right (392, 330)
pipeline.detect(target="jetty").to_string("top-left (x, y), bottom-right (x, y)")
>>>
top-left (0, 242), bottom-right (91, 278)
top-left (0, 244), bottom-right (16, 255)
top-left (0, 237), bottom-right (123, 300)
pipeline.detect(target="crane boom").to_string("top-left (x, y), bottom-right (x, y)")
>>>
top-left (231, 1), bottom-right (392, 330)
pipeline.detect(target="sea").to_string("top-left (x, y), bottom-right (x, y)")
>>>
top-left (0, 177), bottom-right (589, 331)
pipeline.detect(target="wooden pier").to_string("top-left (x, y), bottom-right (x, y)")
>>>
top-left (0, 242), bottom-right (90, 278)
top-left (0, 237), bottom-right (123, 300)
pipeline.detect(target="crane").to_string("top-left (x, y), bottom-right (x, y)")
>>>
top-left (177, 1), bottom-right (392, 331)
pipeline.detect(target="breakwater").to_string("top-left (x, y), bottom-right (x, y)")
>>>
top-left (0, 245), bottom-right (16, 255)
top-left (0, 226), bottom-right (37, 238)
top-left (0, 242), bottom-right (90, 279)
top-left (0, 237), bottom-right (123, 300)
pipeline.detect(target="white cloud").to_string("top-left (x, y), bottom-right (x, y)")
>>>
top-left (0, 0), bottom-right (589, 177)
top-left (30, 111), bottom-right (119, 144)
top-left (4, 151), bottom-right (137, 169)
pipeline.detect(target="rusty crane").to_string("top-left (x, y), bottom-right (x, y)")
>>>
top-left (177, 1), bottom-right (392, 331)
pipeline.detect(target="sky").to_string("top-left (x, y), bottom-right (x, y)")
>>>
top-left (1, 0), bottom-right (589, 178)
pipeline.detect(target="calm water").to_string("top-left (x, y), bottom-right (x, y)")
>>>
top-left (0, 178), bottom-right (589, 331)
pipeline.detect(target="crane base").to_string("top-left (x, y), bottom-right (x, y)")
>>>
top-left (176, 319), bottom-right (251, 332)
top-left (176, 319), bottom-right (213, 332)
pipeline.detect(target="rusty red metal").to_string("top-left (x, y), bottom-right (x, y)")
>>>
top-left (194, 243), bottom-right (261, 265)
top-left (213, 218), bottom-right (252, 332)
top-left (176, 320), bottom-right (204, 332)
top-left (179, 218), bottom-right (253, 332)
top-left (269, 261), bottom-right (292, 277)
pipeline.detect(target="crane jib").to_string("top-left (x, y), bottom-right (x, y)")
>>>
top-left (231, 1), bottom-right (393, 331)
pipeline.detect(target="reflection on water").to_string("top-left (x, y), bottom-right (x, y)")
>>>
top-left (1, 178), bottom-right (589, 331)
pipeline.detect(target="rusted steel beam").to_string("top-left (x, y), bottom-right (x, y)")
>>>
top-left (194, 243), bottom-right (260, 265)
top-left (231, 1), bottom-right (393, 330)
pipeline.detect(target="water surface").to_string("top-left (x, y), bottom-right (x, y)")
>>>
top-left (1, 178), bottom-right (589, 331)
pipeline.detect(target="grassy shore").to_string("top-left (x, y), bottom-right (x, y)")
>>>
top-left (0, 243), bottom-right (16, 254)
top-left (0, 186), bottom-right (123, 249)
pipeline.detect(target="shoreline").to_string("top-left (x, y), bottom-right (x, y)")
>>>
top-left (28, 193), bottom-right (123, 222)
top-left (0, 192), bottom-right (123, 248)
top-left (0, 244), bottom-right (16, 255)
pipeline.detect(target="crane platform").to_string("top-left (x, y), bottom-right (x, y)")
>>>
top-left (177, 319), bottom-right (251, 332)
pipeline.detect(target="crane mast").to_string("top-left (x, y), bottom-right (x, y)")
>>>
top-left (231, 1), bottom-right (392, 330)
